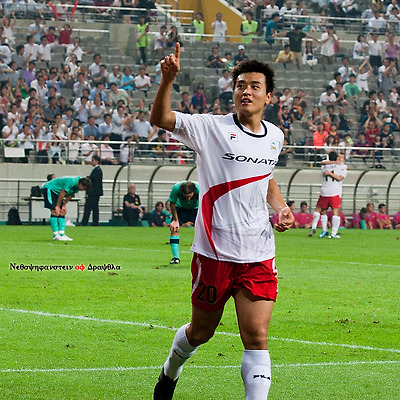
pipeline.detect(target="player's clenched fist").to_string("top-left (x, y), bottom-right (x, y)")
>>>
top-left (161, 43), bottom-right (181, 81)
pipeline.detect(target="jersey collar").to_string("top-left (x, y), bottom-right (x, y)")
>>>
top-left (233, 113), bottom-right (268, 138)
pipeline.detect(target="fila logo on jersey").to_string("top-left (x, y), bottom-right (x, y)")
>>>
top-left (222, 153), bottom-right (278, 165)
top-left (229, 133), bottom-right (238, 141)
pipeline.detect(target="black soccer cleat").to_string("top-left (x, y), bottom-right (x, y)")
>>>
top-left (170, 257), bottom-right (180, 265)
top-left (154, 369), bottom-right (178, 400)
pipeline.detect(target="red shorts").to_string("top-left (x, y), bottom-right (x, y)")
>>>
top-left (316, 195), bottom-right (341, 210)
top-left (191, 253), bottom-right (278, 312)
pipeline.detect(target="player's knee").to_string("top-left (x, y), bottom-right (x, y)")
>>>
top-left (241, 326), bottom-right (269, 349)
top-left (187, 324), bottom-right (216, 346)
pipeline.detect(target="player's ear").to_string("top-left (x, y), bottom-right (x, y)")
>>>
top-left (265, 92), bottom-right (272, 105)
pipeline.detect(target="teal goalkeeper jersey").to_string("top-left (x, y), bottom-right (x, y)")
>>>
top-left (168, 181), bottom-right (199, 209)
top-left (43, 176), bottom-right (82, 198)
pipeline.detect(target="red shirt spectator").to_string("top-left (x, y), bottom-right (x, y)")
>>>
top-left (392, 211), bottom-right (400, 228)
top-left (295, 201), bottom-right (312, 228)
top-left (327, 209), bottom-right (348, 228)
top-left (59, 25), bottom-right (72, 45)
top-left (313, 122), bottom-right (329, 147)
top-left (365, 202), bottom-right (378, 229)
top-left (352, 207), bottom-right (367, 228)
top-left (376, 203), bottom-right (393, 229)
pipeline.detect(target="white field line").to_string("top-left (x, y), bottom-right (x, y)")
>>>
top-left (281, 257), bottom-right (400, 268)
top-left (1, 360), bottom-right (400, 374)
top-left (1, 307), bottom-right (399, 354)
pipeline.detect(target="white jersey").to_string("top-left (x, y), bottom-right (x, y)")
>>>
top-left (173, 112), bottom-right (284, 263)
top-left (320, 163), bottom-right (348, 197)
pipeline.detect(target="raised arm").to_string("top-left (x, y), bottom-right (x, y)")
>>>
top-left (149, 43), bottom-right (180, 132)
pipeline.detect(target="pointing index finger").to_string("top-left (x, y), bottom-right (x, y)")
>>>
top-left (175, 42), bottom-right (180, 61)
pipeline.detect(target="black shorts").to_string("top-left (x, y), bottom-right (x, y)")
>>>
top-left (42, 188), bottom-right (59, 210)
top-left (177, 207), bottom-right (198, 226)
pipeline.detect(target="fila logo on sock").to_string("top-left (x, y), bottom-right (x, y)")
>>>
top-left (253, 374), bottom-right (271, 380)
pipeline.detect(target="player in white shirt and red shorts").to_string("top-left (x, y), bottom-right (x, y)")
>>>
top-left (151, 43), bottom-right (295, 400)
top-left (309, 152), bottom-right (348, 239)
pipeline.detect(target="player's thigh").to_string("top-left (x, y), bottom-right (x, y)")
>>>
top-left (234, 288), bottom-right (274, 350)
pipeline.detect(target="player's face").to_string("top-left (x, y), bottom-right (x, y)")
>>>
top-left (234, 72), bottom-right (271, 117)
top-left (182, 192), bottom-right (194, 201)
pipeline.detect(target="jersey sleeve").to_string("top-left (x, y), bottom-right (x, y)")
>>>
top-left (172, 112), bottom-right (214, 154)
top-left (168, 183), bottom-right (180, 203)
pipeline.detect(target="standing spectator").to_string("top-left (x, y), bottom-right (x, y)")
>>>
top-left (368, 32), bottom-right (384, 72)
top-left (24, 35), bottom-right (40, 61)
top-left (66, 38), bottom-right (87, 63)
top-left (154, 25), bottom-right (167, 62)
top-left (313, 121), bottom-right (329, 148)
top-left (378, 58), bottom-right (397, 93)
top-left (136, 14), bottom-right (149, 64)
top-left (55, 0), bottom-right (69, 21)
top-left (58, 22), bottom-right (72, 46)
top-left (81, 155), bottom-right (103, 226)
top-left (28, 15), bottom-right (44, 44)
top-left (368, 11), bottom-right (389, 33)
top-left (234, 44), bottom-right (249, 65)
top-left (240, 11), bottom-right (259, 43)
top-left (212, 12), bottom-right (227, 43)
top-left (353, 34), bottom-right (369, 60)
top-left (192, 12), bottom-right (205, 42)
top-left (1, 14), bottom-right (17, 45)
top-left (265, 13), bottom-right (280, 46)
top-left (149, 201), bottom-right (167, 227)
top-left (284, 25), bottom-right (317, 64)
top-left (37, 35), bottom-right (55, 65)
top-left (384, 32), bottom-right (399, 67)
top-left (123, 183), bottom-right (144, 226)
top-left (319, 25), bottom-right (339, 65)
top-left (11, 45), bottom-right (26, 70)
top-left (357, 59), bottom-right (373, 93)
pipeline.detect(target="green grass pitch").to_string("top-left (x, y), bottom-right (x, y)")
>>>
top-left (0, 226), bottom-right (399, 400)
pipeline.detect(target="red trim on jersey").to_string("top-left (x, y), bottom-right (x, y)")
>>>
top-left (201, 173), bottom-right (271, 258)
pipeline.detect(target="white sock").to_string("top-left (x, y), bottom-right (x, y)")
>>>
top-left (331, 215), bottom-right (340, 236)
top-left (163, 323), bottom-right (199, 380)
top-left (321, 214), bottom-right (328, 232)
top-left (311, 212), bottom-right (320, 230)
top-left (241, 349), bottom-right (271, 400)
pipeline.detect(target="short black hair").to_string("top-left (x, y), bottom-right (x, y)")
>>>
top-left (328, 151), bottom-right (338, 161)
top-left (231, 59), bottom-right (275, 94)
top-left (300, 201), bottom-right (308, 207)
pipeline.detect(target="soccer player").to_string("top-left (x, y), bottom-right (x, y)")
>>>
top-left (42, 176), bottom-right (92, 241)
top-left (168, 180), bottom-right (199, 264)
top-left (151, 43), bottom-right (294, 400)
top-left (308, 151), bottom-right (348, 239)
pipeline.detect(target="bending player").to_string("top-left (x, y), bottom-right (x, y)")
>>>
top-left (151, 43), bottom-right (294, 400)
top-left (308, 151), bottom-right (347, 239)
top-left (42, 176), bottom-right (92, 241)
top-left (168, 180), bottom-right (199, 264)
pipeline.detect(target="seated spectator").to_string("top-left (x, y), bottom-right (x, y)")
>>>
top-left (303, 40), bottom-right (318, 66)
top-left (366, 202), bottom-right (378, 229)
top-left (363, 117), bottom-right (381, 144)
top-left (375, 90), bottom-right (388, 114)
top-left (177, 91), bottom-right (194, 114)
top-left (154, 25), bottom-right (167, 62)
top-left (56, 0), bottom-right (69, 21)
top-left (133, 110), bottom-right (153, 143)
top-left (66, 129), bottom-right (81, 164)
top-left (191, 84), bottom-right (208, 111)
top-left (234, 44), bottom-right (248, 65)
top-left (343, 74), bottom-right (361, 98)
top-left (89, 82), bottom-right (107, 103)
top-left (295, 201), bottom-right (312, 228)
top-left (123, 183), bottom-right (144, 226)
top-left (88, 53), bottom-right (102, 79)
top-left (22, 61), bottom-right (36, 87)
top-left (327, 209), bottom-right (349, 229)
top-left (43, 96), bottom-right (60, 123)
top-left (149, 201), bottom-right (168, 227)
top-left (338, 57), bottom-right (356, 82)
top-left (275, 44), bottom-right (294, 64)
top-left (319, 85), bottom-right (337, 107)
top-left (280, 105), bottom-right (293, 142)
top-left (75, 95), bottom-right (90, 124)
top-left (206, 45), bottom-right (224, 69)
top-left (98, 113), bottom-right (113, 137)
top-left (121, 66), bottom-right (134, 93)
top-left (81, 134), bottom-right (98, 164)
top-left (329, 72), bottom-right (345, 89)
top-left (11, 45), bottom-right (26, 70)
top-left (166, 25), bottom-right (182, 49)
top-left (368, 11), bottom-right (389, 33)
top-left (99, 134), bottom-right (118, 165)
top-left (376, 203), bottom-right (393, 229)
top-left (280, 87), bottom-right (293, 108)
top-left (353, 132), bottom-right (372, 161)
top-left (150, 129), bottom-right (167, 159)
top-left (392, 210), bottom-right (400, 229)
top-left (108, 82), bottom-right (130, 108)
top-left (352, 207), bottom-right (368, 229)
top-left (2, 116), bottom-right (18, 147)
top-left (134, 66), bottom-right (151, 96)
top-left (90, 94), bottom-right (106, 126)
top-left (218, 69), bottom-right (233, 106)
top-left (73, 73), bottom-right (91, 98)
top-left (108, 65), bottom-right (122, 87)
top-left (66, 38), bottom-right (87, 63)
top-left (291, 96), bottom-right (303, 121)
